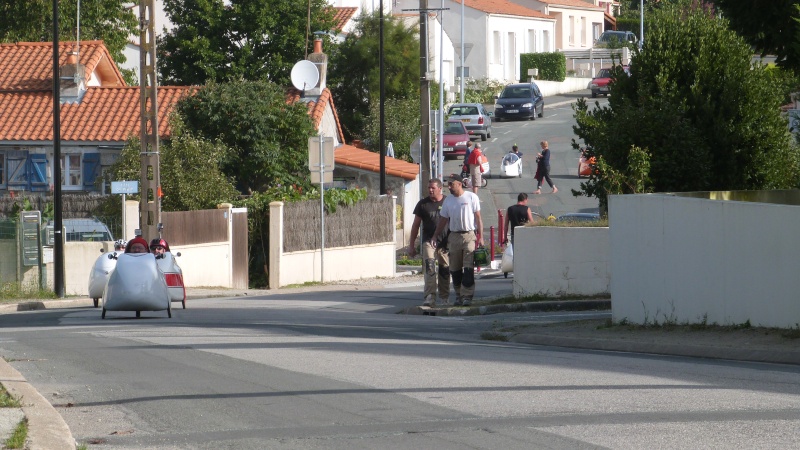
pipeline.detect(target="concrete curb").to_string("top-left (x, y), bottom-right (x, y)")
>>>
top-left (0, 358), bottom-right (75, 449)
top-left (403, 299), bottom-right (610, 316)
top-left (510, 333), bottom-right (800, 366)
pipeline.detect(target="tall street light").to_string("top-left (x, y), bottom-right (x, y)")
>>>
top-left (52, 0), bottom-right (65, 297)
top-left (639, 0), bottom-right (644, 51)
top-left (460, 0), bottom-right (464, 103)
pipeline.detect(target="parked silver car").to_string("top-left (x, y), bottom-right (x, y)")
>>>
top-left (447, 103), bottom-right (492, 141)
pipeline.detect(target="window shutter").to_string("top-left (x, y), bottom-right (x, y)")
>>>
top-left (29, 153), bottom-right (48, 191)
top-left (82, 153), bottom-right (101, 189)
top-left (7, 151), bottom-right (28, 189)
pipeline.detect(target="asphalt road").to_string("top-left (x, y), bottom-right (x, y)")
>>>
top-left (1, 287), bottom-right (799, 449)
top-left (443, 91), bottom-right (602, 234)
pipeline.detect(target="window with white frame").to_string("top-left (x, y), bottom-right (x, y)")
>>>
top-left (60, 153), bottom-right (82, 189)
top-left (528, 29), bottom-right (537, 52)
top-left (493, 31), bottom-right (502, 64)
top-left (569, 16), bottom-right (575, 45)
top-left (543, 30), bottom-right (550, 52)
top-left (581, 17), bottom-right (587, 46)
top-left (593, 23), bottom-right (602, 41)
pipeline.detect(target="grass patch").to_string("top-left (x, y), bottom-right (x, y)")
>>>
top-left (532, 218), bottom-right (609, 227)
top-left (283, 281), bottom-right (324, 289)
top-left (0, 281), bottom-right (56, 302)
top-left (4, 418), bottom-right (27, 449)
top-left (0, 384), bottom-right (21, 408)
top-left (396, 257), bottom-right (422, 266)
top-left (484, 293), bottom-right (610, 306)
top-left (77, 444), bottom-right (88, 450)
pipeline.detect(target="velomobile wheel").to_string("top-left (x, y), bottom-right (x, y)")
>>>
top-left (102, 308), bottom-right (106, 319)
top-left (93, 298), bottom-right (99, 308)
top-left (182, 299), bottom-right (186, 309)
top-left (168, 307), bottom-right (172, 318)
top-left (136, 311), bottom-right (141, 318)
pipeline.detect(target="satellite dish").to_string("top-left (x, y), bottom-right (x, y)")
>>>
top-left (290, 60), bottom-right (319, 92)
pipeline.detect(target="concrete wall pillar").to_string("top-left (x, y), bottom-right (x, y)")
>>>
top-left (268, 201), bottom-right (284, 289)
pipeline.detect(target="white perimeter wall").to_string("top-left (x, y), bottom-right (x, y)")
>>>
top-left (609, 194), bottom-right (800, 328)
top-left (278, 243), bottom-right (396, 287)
top-left (513, 226), bottom-right (610, 297)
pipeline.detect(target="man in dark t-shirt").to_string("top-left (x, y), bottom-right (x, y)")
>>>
top-left (409, 179), bottom-right (451, 306)
top-left (504, 192), bottom-right (534, 245)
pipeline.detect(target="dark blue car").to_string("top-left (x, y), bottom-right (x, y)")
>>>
top-left (493, 82), bottom-right (544, 121)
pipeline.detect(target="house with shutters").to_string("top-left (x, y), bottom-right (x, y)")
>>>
top-left (0, 41), bottom-right (190, 195)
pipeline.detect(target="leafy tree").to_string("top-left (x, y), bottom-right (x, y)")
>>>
top-left (328, 11), bottom-right (420, 141)
top-left (158, 0), bottom-right (335, 86)
top-left (363, 96), bottom-right (419, 162)
top-left (105, 119), bottom-right (239, 212)
top-left (175, 80), bottom-right (317, 193)
top-left (0, 0), bottom-right (137, 78)
top-left (713, 0), bottom-right (800, 74)
top-left (573, 0), bottom-right (800, 208)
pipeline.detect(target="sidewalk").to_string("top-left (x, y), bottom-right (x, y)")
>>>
top-left (2, 281), bottom-right (798, 448)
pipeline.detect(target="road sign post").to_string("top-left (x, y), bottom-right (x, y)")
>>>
top-left (309, 135), bottom-right (334, 282)
top-left (112, 180), bottom-right (139, 240)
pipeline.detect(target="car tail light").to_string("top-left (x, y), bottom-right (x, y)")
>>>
top-left (164, 273), bottom-right (183, 287)
top-left (478, 116), bottom-right (484, 124)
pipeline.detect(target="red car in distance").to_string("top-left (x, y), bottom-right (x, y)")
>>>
top-left (588, 65), bottom-right (630, 98)
top-left (442, 119), bottom-right (470, 160)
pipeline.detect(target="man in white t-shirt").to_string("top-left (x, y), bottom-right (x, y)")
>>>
top-left (430, 174), bottom-right (483, 306)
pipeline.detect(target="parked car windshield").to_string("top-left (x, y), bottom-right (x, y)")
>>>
top-left (500, 87), bottom-right (531, 99)
top-left (449, 105), bottom-right (479, 115)
top-left (444, 122), bottom-right (466, 134)
top-left (596, 68), bottom-right (612, 78)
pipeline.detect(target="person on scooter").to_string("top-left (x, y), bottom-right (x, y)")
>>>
top-left (150, 238), bottom-right (170, 259)
top-left (125, 237), bottom-right (150, 254)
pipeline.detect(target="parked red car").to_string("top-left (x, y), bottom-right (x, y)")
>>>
top-left (442, 119), bottom-right (470, 159)
top-left (588, 65), bottom-right (630, 98)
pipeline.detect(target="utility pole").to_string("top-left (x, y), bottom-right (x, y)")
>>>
top-left (139, 0), bottom-right (161, 241)
top-left (419, 0), bottom-right (431, 189)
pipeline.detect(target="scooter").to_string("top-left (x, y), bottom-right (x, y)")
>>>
top-left (500, 151), bottom-right (523, 178)
top-left (460, 160), bottom-right (490, 188)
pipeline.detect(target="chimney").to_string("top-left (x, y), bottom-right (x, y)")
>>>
top-left (306, 35), bottom-right (328, 96)
top-left (60, 52), bottom-right (86, 103)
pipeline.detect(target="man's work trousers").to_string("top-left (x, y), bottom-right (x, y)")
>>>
top-left (422, 242), bottom-right (450, 301)
top-left (447, 231), bottom-right (476, 300)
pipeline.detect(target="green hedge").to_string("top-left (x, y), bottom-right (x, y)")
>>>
top-left (615, 17), bottom-right (642, 37)
top-left (519, 52), bottom-right (566, 82)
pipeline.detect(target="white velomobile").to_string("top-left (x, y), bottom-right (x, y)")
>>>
top-left (156, 252), bottom-right (186, 309)
top-left (88, 250), bottom-right (119, 308)
top-left (102, 253), bottom-right (172, 319)
top-left (500, 152), bottom-right (523, 178)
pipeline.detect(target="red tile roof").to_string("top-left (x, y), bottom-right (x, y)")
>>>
top-left (0, 86), bottom-right (192, 142)
top-left (332, 7), bottom-right (358, 32)
top-left (335, 144), bottom-right (419, 181)
top-left (0, 41), bottom-right (126, 91)
top-left (534, 0), bottom-right (602, 10)
top-left (463, 0), bottom-right (554, 19)
top-left (285, 87), bottom-right (345, 144)
top-left (285, 87), bottom-right (417, 180)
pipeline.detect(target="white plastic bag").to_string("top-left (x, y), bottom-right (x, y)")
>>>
top-left (500, 244), bottom-right (514, 273)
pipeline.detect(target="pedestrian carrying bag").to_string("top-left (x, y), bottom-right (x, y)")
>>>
top-left (501, 244), bottom-right (514, 273)
top-left (480, 154), bottom-right (490, 173)
top-left (473, 246), bottom-right (489, 266)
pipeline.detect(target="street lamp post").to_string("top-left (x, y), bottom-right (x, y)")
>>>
top-left (639, 0), bottom-right (644, 51)
top-left (460, 0), bottom-right (464, 103)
